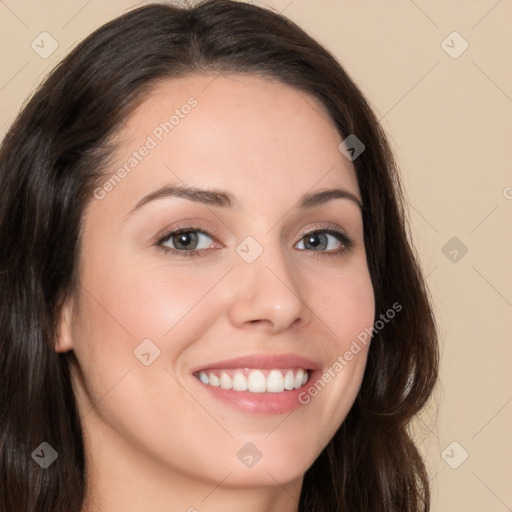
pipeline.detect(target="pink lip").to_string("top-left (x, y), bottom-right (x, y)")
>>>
top-left (190, 353), bottom-right (322, 415)
top-left (190, 353), bottom-right (321, 373)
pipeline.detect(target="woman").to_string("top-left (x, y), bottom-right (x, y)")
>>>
top-left (0, 1), bottom-right (438, 511)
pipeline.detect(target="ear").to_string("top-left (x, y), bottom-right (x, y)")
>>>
top-left (54, 295), bottom-right (75, 353)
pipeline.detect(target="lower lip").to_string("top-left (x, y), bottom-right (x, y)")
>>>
top-left (193, 370), bottom-right (321, 415)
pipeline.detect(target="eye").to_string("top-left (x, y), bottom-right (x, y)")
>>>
top-left (158, 227), bottom-right (216, 256)
top-left (295, 228), bottom-right (353, 256)
top-left (156, 224), bottom-right (353, 258)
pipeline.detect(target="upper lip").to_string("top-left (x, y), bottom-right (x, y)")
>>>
top-left (191, 353), bottom-right (322, 373)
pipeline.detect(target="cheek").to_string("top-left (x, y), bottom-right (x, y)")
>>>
top-left (79, 241), bottom-right (223, 343)
top-left (296, 261), bottom-right (374, 428)
top-left (69, 255), bottom-right (230, 417)
top-left (310, 259), bottom-right (375, 348)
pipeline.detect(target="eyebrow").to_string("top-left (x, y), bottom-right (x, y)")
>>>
top-left (127, 183), bottom-right (362, 216)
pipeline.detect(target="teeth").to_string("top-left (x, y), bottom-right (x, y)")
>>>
top-left (197, 368), bottom-right (310, 393)
top-left (248, 370), bottom-right (267, 393)
top-left (294, 369), bottom-right (305, 389)
top-left (284, 370), bottom-right (295, 390)
top-left (208, 373), bottom-right (220, 387)
top-left (220, 373), bottom-right (232, 390)
top-left (232, 372), bottom-right (248, 391)
top-left (267, 369), bottom-right (284, 392)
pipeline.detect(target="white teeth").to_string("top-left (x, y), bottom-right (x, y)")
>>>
top-left (267, 369), bottom-right (285, 393)
top-left (198, 368), bottom-right (310, 393)
top-left (220, 373), bottom-right (232, 390)
top-left (284, 370), bottom-right (295, 390)
top-left (294, 369), bottom-right (305, 389)
top-left (248, 370), bottom-right (267, 393)
top-left (208, 373), bottom-right (220, 387)
top-left (232, 372), bottom-right (248, 391)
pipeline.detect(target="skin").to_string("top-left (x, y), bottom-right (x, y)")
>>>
top-left (56, 73), bottom-right (375, 512)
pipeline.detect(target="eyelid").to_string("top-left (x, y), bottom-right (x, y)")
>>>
top-left (299, 221), bottom-right (350, 237)
top-left (155, 220), bottom-right (221, 246)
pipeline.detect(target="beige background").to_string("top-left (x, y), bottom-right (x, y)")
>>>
top-left (1, 0), bottom-right (511, 510)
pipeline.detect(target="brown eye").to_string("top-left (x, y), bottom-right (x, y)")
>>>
top-left (169, 231), bottom-right (199, 250)
top-left (159, 229), bottom-right (215, 253)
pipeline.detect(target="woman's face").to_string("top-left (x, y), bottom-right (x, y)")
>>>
top-left (58, 73), bottom-right (375, 491)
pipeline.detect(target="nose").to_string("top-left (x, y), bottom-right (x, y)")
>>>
top-left (227, 241), bottom-right (312, 333)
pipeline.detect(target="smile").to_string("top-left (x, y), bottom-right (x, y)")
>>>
top-left (195, 368), bottom-right (310, 393)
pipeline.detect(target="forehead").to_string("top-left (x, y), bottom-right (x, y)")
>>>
top-left (99, 72), bottom-right (360, 214)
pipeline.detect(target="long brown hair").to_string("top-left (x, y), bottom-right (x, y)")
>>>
top-left (0, 1), bottom-right (438, 510)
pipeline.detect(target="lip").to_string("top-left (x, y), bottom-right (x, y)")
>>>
top-left (190, 353), bottom-right (321, 373)
top-left (191, 353), bottom-right (322, 415)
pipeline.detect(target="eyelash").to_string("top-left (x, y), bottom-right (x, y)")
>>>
top-left (155, 223), bottom-right (354, 259)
